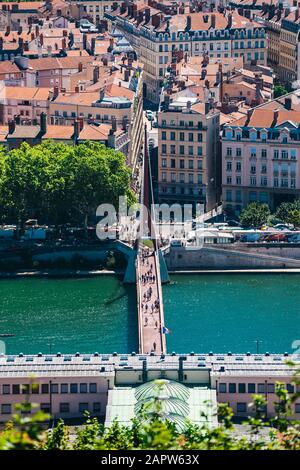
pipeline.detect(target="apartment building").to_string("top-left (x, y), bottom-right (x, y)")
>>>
top-left (106, 3), bottom-right (267, 103)
top-left (70, 0), bottom-right (123, 24)
top-left (0, 86), bottom-right (50, 125)
top-left (222, 91), bottom-right (300, 214)
top-left (278, 8), bottom-right (300, 85)
top-left (157, 95), bottom-right (220, 211)
top-left (1, 353), bottom-right (300, 423)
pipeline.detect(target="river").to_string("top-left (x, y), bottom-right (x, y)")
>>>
top-left (0, 274), bottom-right (299, 355)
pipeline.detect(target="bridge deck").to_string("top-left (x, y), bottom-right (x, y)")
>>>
top-left (137, 247), bottom-right (166, 355)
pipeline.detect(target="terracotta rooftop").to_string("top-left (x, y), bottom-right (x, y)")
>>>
top-left (42, 125), bottom-right (74, 140)
top-left (2, 86), bottom-right (50, 101)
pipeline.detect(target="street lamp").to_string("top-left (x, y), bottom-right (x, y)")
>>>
top-left (254, 339), bottom-right (263, 354)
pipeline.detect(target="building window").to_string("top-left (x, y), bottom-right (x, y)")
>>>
top-left (236, 148), bottom-right (241, 157)
top-left (237, 403), bottom-right (247, 413)
top-left (41, 384), bottom-right (49, 394)
top-left (197, 146), bottom-right (203, 156)
top-left (61, 384), bottom-right (68, 394)
top-left (80, 383), bottom-right (88, 394)
top-left (226, 190), bottom-right (232, 202)
top-left (287, 384), bottom-right (294, 394)
top-left (40, 403), bottom-right (50, 413)
top-left (226, 147), bottom-right (232, 157)
top-left (12, 384), bottom-right (20, 395)
top-left (238, 383), bottom-right (246, 394)
top-left (257, 383), bottom-right (266, 394)
top-left (70, 384), bottom-right (78, 394)
top-left (179, 145), bottom-right (184, 155)
top-left (229, 383), bottom-right (236, 393)
top-left (162, 131), bottom-right (166, 141)
top-left (79, 403), bottom-right (89, 413)
top-left (22, 384), bottom-right (30, 395)
top-left (2, 385), bottom-right (10, 395)
top-left (226, 161), bottom-right (232, 172)
top-left (1, 404), bottom-right (11, 414)
top-left (219, 383), bottom-right (227, 393)
top-left (32, 384), bottom-right (39, 394)
top-left (93, 402), bottom-right (101, 413)
top-left (162, 144), bottom-right (167, 154)
top-left (250, 176), bottom-right (256, 186)
top-left (60, 403), bottom-right (70, 413)
top-left (51, 384), bottom-right (58, 394)
top-left (267, 383), bottom-right (275, 394)
top-left (295, 403), bottom-right (300, 413)
top-left (90, 383), bottom-right (97, 393)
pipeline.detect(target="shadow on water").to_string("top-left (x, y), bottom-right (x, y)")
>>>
top-left (124, 283), bottom-right (138, 354)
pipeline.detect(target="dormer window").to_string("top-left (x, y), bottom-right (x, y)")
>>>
top-left (226, 129), bottom-right (233, 139)
top-left (261, 131), bottom-right (267, 142)
top-left (250, 129), bottom-right (257, 140)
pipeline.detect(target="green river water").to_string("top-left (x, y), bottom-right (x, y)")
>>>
top-left (0, 274), bottom-right (299, 355)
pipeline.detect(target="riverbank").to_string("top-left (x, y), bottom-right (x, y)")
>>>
top-left (0, 268), bottom-right (125, 279)
top-left (1, 266), bottom-right (300, 280)
top-left (168, 268), bottom-right (300, 275)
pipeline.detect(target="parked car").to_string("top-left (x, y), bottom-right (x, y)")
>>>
top-left (273, 224), bottom-right (293, 231)
top-left (287, 233), bottom-right (300, 243)
top-left (265, 233), bottom-right (287, 242)
top-left (239, 233), bottom-right (261, 243)
top-left (145, 110), bottom-right (154, 121)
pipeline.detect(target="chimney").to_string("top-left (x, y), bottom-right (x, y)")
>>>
top-left (40, 112), bottom-right (47, 135)
top-left (18, 26), bottom-right (23, 35)
top-left (5, 26), bottom-right (11, 36)
top-left (111, 116), bottom-right (117, 132)
top-left (53, 86), bottom-right (59, 99)
top-left (75, 85), bottom-right (80, 93)
top-left (39, 33), bottom-right (44, 46)
top-left (122, 115), bottom-right (128, 131)
top-left (91, 37), bottom-right (96, 55)
top-left (205, 101), bottom-right (210, 115)
top-left (145, 7), bottom-right (151, 23)
top-left (227, 13), bottom-right (232, 29)
top-left (24, 41), bottom-right (29, 52)
top-left (8, 119), bottom-right (15, 135)
top-left (93, 65), bottom-right (99, 84)
top-left (285, 97), bottom-right (292, 110)
top-left (83, 33), bottom-right (87, 51)
top-left (73, 119), bottom-right (80, 142)
top-left (151, 14), bottom-right (161, 28)
top-left (35, 24), bottom-right (39, 37)
top-left (120, 2), bottom-right (126, 14)
top-left (17, 38), bottom-right (24, 54)
top-left (78, 117), bottom-right (84, 132)
top-left (99, 88), bottom-right (105, 101)
top-left (186, 15), bottom-right (191, 30)
top-left (31, 32), bottom-right (35, 41)
top-left (63, 29), bottom-right (68, 37)
top-left (78, 62), bottom-right (83, 72)
top-left (211, 14), bottom-right (216, 29)
top-left (124, 69), bottom-right (130, 82)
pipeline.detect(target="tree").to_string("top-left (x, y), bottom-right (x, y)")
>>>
top-left (0, 141), bottom-right (135, 226)
top-left (274, 84), bottom-right (288, 98)
top-left (239, 202), bottom-right (271, 228)
top-left (276, 200), bottom-right (300, 226)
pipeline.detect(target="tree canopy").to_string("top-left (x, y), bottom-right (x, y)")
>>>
top-left (239, 202), bottom-right (271, 228)
top-left (0, 141), bottom-right (135, 226)
top-left (275, 200), bottom-right (300, 227)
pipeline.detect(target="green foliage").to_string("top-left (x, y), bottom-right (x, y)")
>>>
top-left (275, 200), bottom-right (300, 227)
top-left (0, 141), bottom-right (135, 226)
top-left (1, 375), bottom-right (300, 450)
top-left (239, 202), bottom-right (271, 228)
top-left (274, 84), bottom-right (288, 98)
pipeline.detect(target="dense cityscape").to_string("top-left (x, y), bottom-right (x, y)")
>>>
top-left (0, 0), bottom-right (300, 455)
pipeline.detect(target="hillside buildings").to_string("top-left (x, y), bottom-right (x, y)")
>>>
top-left (222, 90), bottom-right (300, 214)
top-left (106, 3), bottom-right (267, 103)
